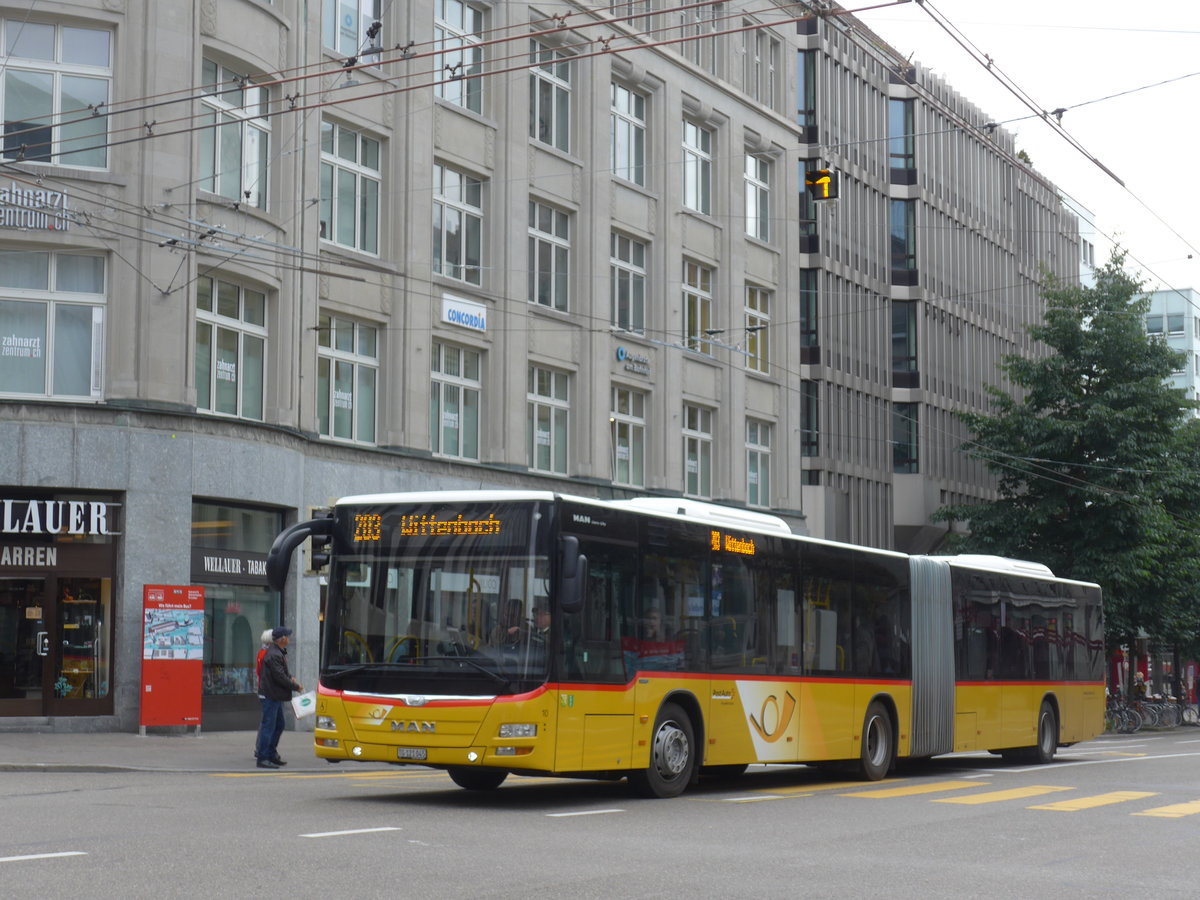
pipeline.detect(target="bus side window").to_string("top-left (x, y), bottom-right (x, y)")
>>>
top-left (563, 545), bottom-right (632, 683)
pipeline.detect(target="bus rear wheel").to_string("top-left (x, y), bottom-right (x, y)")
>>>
top-left (1033, 701), bottom-right (1058, 764)
top-left (446, 766), bottom-right (508, 791)
top-left (629, 702), bottom-right (695, 798)
top-left (858, 701), bottom-right (893, 781)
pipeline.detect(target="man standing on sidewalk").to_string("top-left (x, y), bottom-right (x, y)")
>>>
top-left (256, 627), bottom-right (302, 769)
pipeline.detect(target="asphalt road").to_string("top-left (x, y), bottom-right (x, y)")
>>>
top-left (4, 729), bottom-right (1199, 898)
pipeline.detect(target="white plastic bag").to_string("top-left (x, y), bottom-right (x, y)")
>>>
top-left (291, 690), bottom-right (316, 718)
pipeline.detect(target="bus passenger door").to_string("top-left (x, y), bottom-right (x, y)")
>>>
top-left (555, 544), bottom-right (636, 772)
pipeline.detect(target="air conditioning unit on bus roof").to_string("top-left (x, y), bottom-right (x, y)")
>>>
top-left (941, 554), bottom-right (1056, 577)
top-left (610, 497), bottom-right (794, 535)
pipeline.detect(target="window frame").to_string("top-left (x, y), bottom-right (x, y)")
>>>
top-left (682, 260), bottom-right (713, 355)
top-left (744, 153), bottom-right (770, 241)
top-left (610, 232), bottom-right (647, 333)
top-left (683, 403), bottom-right (714, 499)
top-left (528, 200), bottom-right (570, 311)
top-left (893, 402), bottom-right (919, 474)
top-left (317, 312), bottom-right (378, 444)
top-left (198, 58), bottom-right (270, 209)
top-left (610, 82), bottom-right (646, 186)
top-left (0, 250), bottom-right (106, 400)
top-left (746, 419), bottom-right (771, 508)
top-left (433, 163), bottom-right (484, 285)
top-left (682, 121), bottom-right (713, 215)
top-left (323, 0), bottom-right (382, 58)
top-left (529, 39), bottom-right (571, 153)
top-left (319, 120), bottom-right (381, 254)
top-left (527, 365), bottom-right (569, 474)
top-left (744, 284), bottom-right (770, 374)
top-left (195, 275), bottom-right (268, 421)
top-left (430, 340), bottom-right (481, 461)
top-left (434, 0), bottom-right (484, 113)
top-left (1, 19), bottom-right (112, 169)
top-left (611, 386), bottom-right (646, 487)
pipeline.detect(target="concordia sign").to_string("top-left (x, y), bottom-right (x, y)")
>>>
top-left (0, 183), bottom-right (71, 231)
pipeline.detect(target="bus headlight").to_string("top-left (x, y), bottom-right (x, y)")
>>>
top-left (498, 723), bottom-right (537, 738)
top-left (316, 716), bottom-right (336, 730)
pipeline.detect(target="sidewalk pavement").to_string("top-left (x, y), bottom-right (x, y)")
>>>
top-left (0, 728), bottom-right (390, 774)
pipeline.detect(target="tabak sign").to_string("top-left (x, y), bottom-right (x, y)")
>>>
top-left (0, 182), bottom-right (71, 231)
top-left (1, 498), bottom-right (120, 536)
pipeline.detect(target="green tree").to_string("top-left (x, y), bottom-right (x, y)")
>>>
top-left (935, 252), bottom-right (1200, 655)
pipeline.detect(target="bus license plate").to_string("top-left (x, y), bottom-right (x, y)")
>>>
top-left (396, 747), bottom-right (427, 760)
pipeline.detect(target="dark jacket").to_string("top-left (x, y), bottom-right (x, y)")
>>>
top-left (259, 642), bottom-right (300, 701)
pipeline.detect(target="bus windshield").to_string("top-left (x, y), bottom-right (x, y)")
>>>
top-left (320, 501), bottom-right (552, 695)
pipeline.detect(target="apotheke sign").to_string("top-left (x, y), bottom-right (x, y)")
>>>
top-left (0, 183), bottom-right (71, 231)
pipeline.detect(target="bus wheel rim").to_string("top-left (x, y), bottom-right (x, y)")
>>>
top-left (653, 721), bottom-right (689, 777)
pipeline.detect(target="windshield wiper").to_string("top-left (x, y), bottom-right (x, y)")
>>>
top-left (322, 662), bottom-right (412, 683)
top-left (409, 655), bottom-right (512, 688)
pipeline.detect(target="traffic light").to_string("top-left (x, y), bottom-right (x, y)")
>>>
top-left (805, 168), bottom-right (839, 200)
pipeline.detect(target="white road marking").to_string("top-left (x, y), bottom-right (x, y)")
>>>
top-left (545, 808), bottom-right (624, 817)
top-left (0, 852), bottom-right (87, 863)
top-left (300, 827), bottom-right (401, 838)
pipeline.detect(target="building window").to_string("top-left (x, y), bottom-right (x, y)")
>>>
top-left (683, 404), bottom-right (713, 499)
top-left (195, 276), bottom-right (266, 420)
top-left (435, 0), bottom-right (484, 113)
top-left (888, 98), bottom-right (915, 170)
top-left (892, 300), bottom-right (918, 385)
top-left (612, 387), bottom-right (645, 487)
top-left (317, 313), bottom-right (377, 443)
top-left (890, 199), bottom-right (917, 275)
top-left (745, 285), bottom-right (770, 374)
top-left (745, 153), bottom-right (770, 240)
top-left (199, 59), bottom-right (269, 209)
top-left (799, 268), bottom-right (818, 349)
top-left (530, 40), bottom-right (571, 152)
top-left (527, 366), bottom-right (569, 474)
top-left (192, 501), bottom-right (281, 697)
top-left (893, 402), bottom-right (918, 473)
top-left (611, 82), bottom-right (646, 185)
top-left (801, 380), bottom-right (819, 456)
top-left (679, 4), bottom-right (721, 73)
top-left (797, 159), bottom-right (818, 244)
top-left (742, 23), bottom-right (780, 110)
top-left (323, 0), bottom-right (381, 57)
top-left (0, 250), bottom-right (104, 399)
top-left (683, 121), bottom-right (713, 215)
top-left (528, 200), bottom-right (570, 311)
top-left (796, 49), bottom-right (816, 130)
top-left (611, 233), bottom-right (646, 333)
top-left (1, 20), bottom-right (110, 168)
top-left (319, 121), bottom-right (380, 253)
top-left (1168, 313), bottom-right (1185, 335)
top-left (1145, 314), bottom-right (1163, 336)
top-left (431, 341), bottom-right (480, 460)
top-left (683, 260), bottom-right (713, 354)
top-left (433, 163), bottom-right (483, 285)
top-left (746, 419), bottom-right (771, 508)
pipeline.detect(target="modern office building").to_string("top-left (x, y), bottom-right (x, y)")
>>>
top-left (1140, 288), bottom-right (1200, 411)
top-left (0, 1), bottom-right (1080, 731)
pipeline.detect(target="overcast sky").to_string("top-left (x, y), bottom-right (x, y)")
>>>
top-left (851, 0), bottom-right (1200, 294)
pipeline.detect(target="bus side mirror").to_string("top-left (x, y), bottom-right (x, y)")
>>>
top-left (267, 516), bottom-right (334, 592)
top-left (558, 536), bottom-right (587, 614)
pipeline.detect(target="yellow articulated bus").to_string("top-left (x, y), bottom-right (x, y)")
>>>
top-left (266, 490), bottom-right (1105, 798)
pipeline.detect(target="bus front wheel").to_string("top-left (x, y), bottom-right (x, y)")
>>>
top-left (1033, 701), bottom-right (1058, 764)
top-left (858, 701), bottom-right (893, 781)
top-left (446, 766), bottom-right (508, 791)
top-left (629, 702), bottom-right (695, 798)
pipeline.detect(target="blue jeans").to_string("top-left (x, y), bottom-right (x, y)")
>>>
top-left (256, 698), bottom-right (285, 762)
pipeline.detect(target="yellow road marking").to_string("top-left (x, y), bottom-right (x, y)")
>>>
top-left (1029, 791), bottom-right (1159, 811)
top-left (843, 780), bottom-right (984, 799)
top-left (1133, 800), bottom-right (1200, 818)
top-left (934, 785), bottom-right (1073, 805)
top-left (763, 778), bottom-right (905, 796)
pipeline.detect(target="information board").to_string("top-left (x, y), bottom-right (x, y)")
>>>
top-left (139, 584), bottom-right (205, 730)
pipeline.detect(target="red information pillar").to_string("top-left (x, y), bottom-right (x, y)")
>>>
top-left (140, 584), bottom-right (205, 732)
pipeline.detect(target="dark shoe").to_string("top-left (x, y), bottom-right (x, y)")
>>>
top-left (256, 759), bottom-right (281, 769)
top-left (271, 756), bottom-right (287, 766)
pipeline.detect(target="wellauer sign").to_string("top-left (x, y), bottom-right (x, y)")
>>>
top-left (1, 499), bottom-right (119, 536)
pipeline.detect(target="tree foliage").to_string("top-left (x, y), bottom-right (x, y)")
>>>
top-left (935, 252), bottom-right (1200, 652)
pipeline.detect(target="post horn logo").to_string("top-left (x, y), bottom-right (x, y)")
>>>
top-left (748, 691), bottom-right (797, 743)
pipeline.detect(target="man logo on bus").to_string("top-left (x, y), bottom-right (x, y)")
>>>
top-left (748, 691), bottom-right (796, 743)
